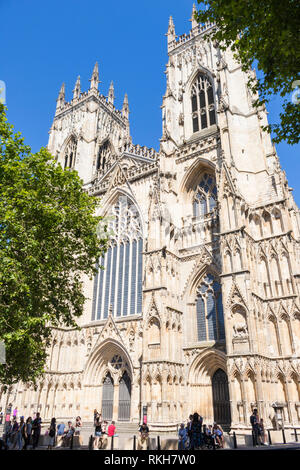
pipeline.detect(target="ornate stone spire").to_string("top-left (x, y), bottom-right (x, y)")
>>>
top-left (122, 93), bottom-right (129, 119)
top-left (73, 76), bottom-right (81, 100)
top-left (108, 81), bottom-right (115, 105)
top-left (190, 3), bottom-right (198, 29)
top-left (89, 62), bottom-right (100, 91)
top-left (167, 16), bottom-right (176, 46)
top-left (56, 83), bottom-right (65, 113)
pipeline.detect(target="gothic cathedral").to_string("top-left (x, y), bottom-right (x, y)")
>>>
top-left (3, 8), bottom-right (300, 431)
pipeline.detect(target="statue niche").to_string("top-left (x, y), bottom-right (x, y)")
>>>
top-left (231, 305), bottom-right (249, 353)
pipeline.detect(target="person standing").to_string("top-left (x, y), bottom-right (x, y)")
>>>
top-left (0, 407), bottom-right (3, 425)
top-left (108, 420), bottom-right (116, 437)
top-left (94, 415), bottom-right (102, 450)
top-left (13, 407), bottom-right (18, 420)
top-left (32, 412), bottom-right (42, 449)
top-left (17, 416), bottom-right (25, 450)
top-left (75, 416), bottom-right (82, 436)
top-left (11, 416), bottom-right (19, 449)
top-left (250, 409), bottom-right (262, 446)
top-left (5, 403), bottom-right (12, 430)
top-left (190, 413), bottom-right (202, 450)
top-left (47, 418), bottom-right (56, 450)
top-left (24, 417), bottom-right (32, 450)
top-left (259, 418), bottom-right (267, 445)
top-left (178, 423), bottom-right (188, 450)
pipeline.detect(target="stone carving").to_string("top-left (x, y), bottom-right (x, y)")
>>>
top-left (233, 321), bottom-right (248, 339)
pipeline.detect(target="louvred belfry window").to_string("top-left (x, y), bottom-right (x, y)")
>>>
top-left (193, 172), bottom-right (217, 217)
top-left (196, 274), bottom-right (225, 342)
top-left (191, 73), bottom-right (216, 133)
top-left (91, 195), bottom-right (143, 320)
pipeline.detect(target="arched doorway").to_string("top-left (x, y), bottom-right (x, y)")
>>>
top-left (102, 373), bottom-right (114, 420)
top-left (212, 369), bottom-right (231, 430)
top-left (118, 371), bottom-right (131, 421)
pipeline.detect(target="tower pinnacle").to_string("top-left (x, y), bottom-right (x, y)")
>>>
top-left (166, 16), bottom-right (176, 46)
top-left (56, 83), bottom-right (65, 113)
top-left (108, 81), bottom-right (115, 105)
top-left (89, 62), bottom-right (100, 91)
top-left (122, 93), bottom-right (129, 119)
top-left (190, 3), bottom-right (198, 29)
top-left (73, 76), bottom-right (81, 100)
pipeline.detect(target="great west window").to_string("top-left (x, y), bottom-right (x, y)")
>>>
top-left (91, 195), bottom-right (143, 320)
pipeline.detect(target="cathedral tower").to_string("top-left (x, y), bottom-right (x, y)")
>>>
top-left (2, 7), bottom-right (300, 434)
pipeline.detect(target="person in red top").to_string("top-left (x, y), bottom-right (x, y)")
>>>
top-left (107, 421), bottom-right (116, 437)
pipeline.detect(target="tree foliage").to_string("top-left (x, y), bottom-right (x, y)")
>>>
top-left (0, 104), bottom-right (108, 385)
top-left (196, 0), bottom-right (300, 144)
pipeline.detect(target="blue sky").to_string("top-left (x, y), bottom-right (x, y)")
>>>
top-left (1, 0), bottom-right (299, 204)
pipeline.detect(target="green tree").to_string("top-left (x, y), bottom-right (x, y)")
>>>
top-left (195, 0), bottom-right (300, 144)
top-left (0, 104), bottom-right (108, 386)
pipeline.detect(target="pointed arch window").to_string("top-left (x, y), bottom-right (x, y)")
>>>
top-left (96, 140), bottom-right (111, 172)
top-left (64, 137), bottom-right (77, 169)
top-left (91, 195), bottom-right (143, 320)
top-left (191, 73), bottom-right (216, 133)
top-left (193, 172), bottom-right (217, 217)
top-left (196, 274), bottom-right (225, 342)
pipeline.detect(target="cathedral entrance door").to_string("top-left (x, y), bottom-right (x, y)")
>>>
top-left (212, 369), bottom-right (231, 430)
top-left (118, 371), bottom-right (131, 421)
top-left (102, 373), bottom-right (114, 421)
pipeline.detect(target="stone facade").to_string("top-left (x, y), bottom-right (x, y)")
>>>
top-left (1, 8), bottom-right (300, 431)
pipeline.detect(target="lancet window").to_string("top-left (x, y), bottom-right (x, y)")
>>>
top-left (196, 274), bottom-right (225, 342)
top-left (91, 195), bottom-right (143, 320)
top-left (193, 172), bottom-right (217, 217)
top-left (96, 140), bottom-right (111, 172)
top-left (191, 73), bottom-right (216, 133)
top-left (64, 137), bottom-right (77, 169)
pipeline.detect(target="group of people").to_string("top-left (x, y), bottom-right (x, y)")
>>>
top-left (2, 410), bottom-right (42, 450)
top-left (1, 404), bottom-right (83, 450)
top-left (93, 410), bottom-right (117, 450)
top-left (178, 413), bottom-right (224, 450)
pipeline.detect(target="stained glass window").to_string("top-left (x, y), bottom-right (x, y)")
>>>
top-left (92, 195), bottom-right (143, 320)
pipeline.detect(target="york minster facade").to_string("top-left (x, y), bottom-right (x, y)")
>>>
top-left (1, 8), bottom-right (300, 431)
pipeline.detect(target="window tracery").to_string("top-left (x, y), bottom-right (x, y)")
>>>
top-left (191, 73), bottom-right (216, 133)
top-left (193, 172), bottom-right (217, 217)
top-left (91, 195), bottom-right (143, 320)
top-left (196, 273), bottom-right (225, 342)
